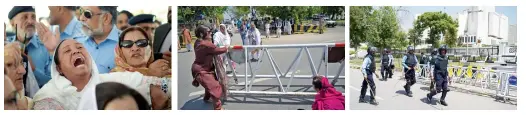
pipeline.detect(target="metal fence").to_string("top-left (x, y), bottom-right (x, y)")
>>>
top-left (224, 43), bottom-right (346, 96)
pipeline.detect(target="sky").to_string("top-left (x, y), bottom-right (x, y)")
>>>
top-left (397, 6), bottom-right (517, 32)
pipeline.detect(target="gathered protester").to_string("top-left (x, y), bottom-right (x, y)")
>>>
top-left (32, 39), bottom-right (171, 110)
top-left (247, 22), bottom-right (261, 62)
top-left (312, 76), bottom-right (345, 110)
top-left (117, 10), bottom-right (134, 30)
top-left (111, 26), bottom-right (171, 77)
top-left (191, 25), bottom-right (229, 110)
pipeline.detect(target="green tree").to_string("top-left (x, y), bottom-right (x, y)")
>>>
top-left (234, 6), bottom-right (250, 19)
top-left (407, 28), bottom-right (422, 46)
top-left (178, 6), bottom-right (227, 27)
top-left (349, 6), bottom-right (374, 51)
top-left (322, 6), bottom-right (344, 20)
top-left (394, 30), bottom-right (409, 49)
top-left (369, 6), bottom-right (400, 50)
top-left (413, 12), bottom-right (458, 48)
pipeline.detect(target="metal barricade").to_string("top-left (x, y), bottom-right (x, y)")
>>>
top-left (224, 43), bottom-right (345, 96)
top-left (495, 72), bottom-right (517, 101)
top-left (406, 60), bottom-right (516, 99)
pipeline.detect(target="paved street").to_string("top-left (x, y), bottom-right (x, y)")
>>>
top-left (348, 68), bottom-right (517, 110)
top-left (178, 27), bottom-right (345, 110)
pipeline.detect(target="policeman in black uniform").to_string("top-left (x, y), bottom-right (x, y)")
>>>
top-left (428, 48), bottom-right (438, 94)
top-left (380, 48), bottom-right (393, 81)
top-left (427, 45), bottom-right (450, 106)
top-left (402, 46), bottom-right (418, 97)
top-left (359, 47), bottom-right (380, 105)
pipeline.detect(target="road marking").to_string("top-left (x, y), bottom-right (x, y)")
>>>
top-left (349, 85), bottom-right (384, 100)
top-left (188, 78), bottom-right (273, 97)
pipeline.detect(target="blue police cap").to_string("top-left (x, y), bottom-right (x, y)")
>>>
top-left (128, 14), bottom-right (155, 25)
top-left (8, 6), bottom-right (35, 20)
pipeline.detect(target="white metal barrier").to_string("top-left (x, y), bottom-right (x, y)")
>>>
top-left (412, 64), bottom-right (516, 101)
top-left (495, 72), bottom-right (517, 101)
top-left (223, 43), bottom-right (345, 96)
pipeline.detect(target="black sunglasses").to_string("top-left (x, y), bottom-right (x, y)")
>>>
top-left (120, 39), bottom-right (149, 48)
top-left (80, 8), bottom-right (105, 19)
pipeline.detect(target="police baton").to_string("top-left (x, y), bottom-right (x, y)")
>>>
top-left (363, 75), bottom-right (377, 101)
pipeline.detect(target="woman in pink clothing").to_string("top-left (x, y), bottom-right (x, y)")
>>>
top-left (312, 76), bottom-right (345, 110)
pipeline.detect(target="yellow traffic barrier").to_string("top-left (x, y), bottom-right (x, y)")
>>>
top-left (467, 65), bottom-right (473, 79)
top-left (294, 24), bottom-right (305, 34)
top-left (307, 24), bottom-right (315, 33)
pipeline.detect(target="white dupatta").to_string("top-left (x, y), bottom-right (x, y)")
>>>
top-left (33, 42), bottom-right (170, 110)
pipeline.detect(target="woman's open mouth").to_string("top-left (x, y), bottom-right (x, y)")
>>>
top-left (73, 56), bottom-right (86, 67)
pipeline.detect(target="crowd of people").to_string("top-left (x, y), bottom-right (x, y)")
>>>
top-left (4, 6), bottom-right (172, 110)
top-left (186, 19), bottom-right (343, 110)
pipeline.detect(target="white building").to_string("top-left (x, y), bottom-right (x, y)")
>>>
top-left (457, 6), bottom-right (509, 46)
top-left (508, 25), bottom-right (517, 46)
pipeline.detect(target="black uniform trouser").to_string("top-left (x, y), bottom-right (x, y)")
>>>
top-left (381, 65), bottom-right (393, 79)
top-left (429, 72), bottom-right (449, 101)
top-left (360, 71), bottom-right (376, 100)
top-left (404, 68), bottom-right (416, 93)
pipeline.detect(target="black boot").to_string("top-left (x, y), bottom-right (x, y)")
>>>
top-left (359, 97), bottom-right (366, 103)
top-left (370, 88), bottom-right (378, 105)
top-left (439, 100), bottom-right (448, 106)
top-left (360, 84), bottom-right (368, 103)
top-left (370, 99), bottom-right (379, 105)
top-left (404, 85), bottom-right (412, 97)
top-left (440, 91), bottom-right (448, 106)
top-left (426, 93), bottom-right (433, 102)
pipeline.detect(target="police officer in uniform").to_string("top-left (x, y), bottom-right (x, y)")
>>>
top-left (360, 47), bottom-right (380, 105)
top-left (128, 14), bottom-right (157, 39)
top-left (402, 46), bottom-right (418, 97)
top-left (427, 45), bottom-right (449, 106)
top-left (380, 48), bottom-right (394, 81)
top-left (428, 48), bottom-right (438, 94)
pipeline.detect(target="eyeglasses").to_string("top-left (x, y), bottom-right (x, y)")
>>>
top-left (120, 39), bottom-right (149, 48)
top-left (80, 8), bottom-right (105, 19)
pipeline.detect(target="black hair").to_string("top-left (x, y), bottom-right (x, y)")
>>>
top-left (96, 82), bottom-right (151, 110)
top-left (312, 76), bottom-right (323, 89)
top-left (195, 25), bottom-right (210, 40)
top-left (98, 6), bottom-right (118, 25)
top-left (119, 10), bottom-right (134, 19)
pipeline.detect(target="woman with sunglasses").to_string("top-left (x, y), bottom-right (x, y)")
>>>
top-left (191, 25), bottom-right (229, 110)
top-left (111, 26), bottom-right (170, 77)
top-left (110, 26), bottom-right (170, 109)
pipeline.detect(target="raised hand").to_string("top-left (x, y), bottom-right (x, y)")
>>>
top-left (35, 22), bottom-right (60, 52)
top-left (148, 59), bottom-right (170, 77)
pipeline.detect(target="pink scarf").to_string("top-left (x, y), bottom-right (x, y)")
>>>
top-left (312, 76), bottom-right (345, 110)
